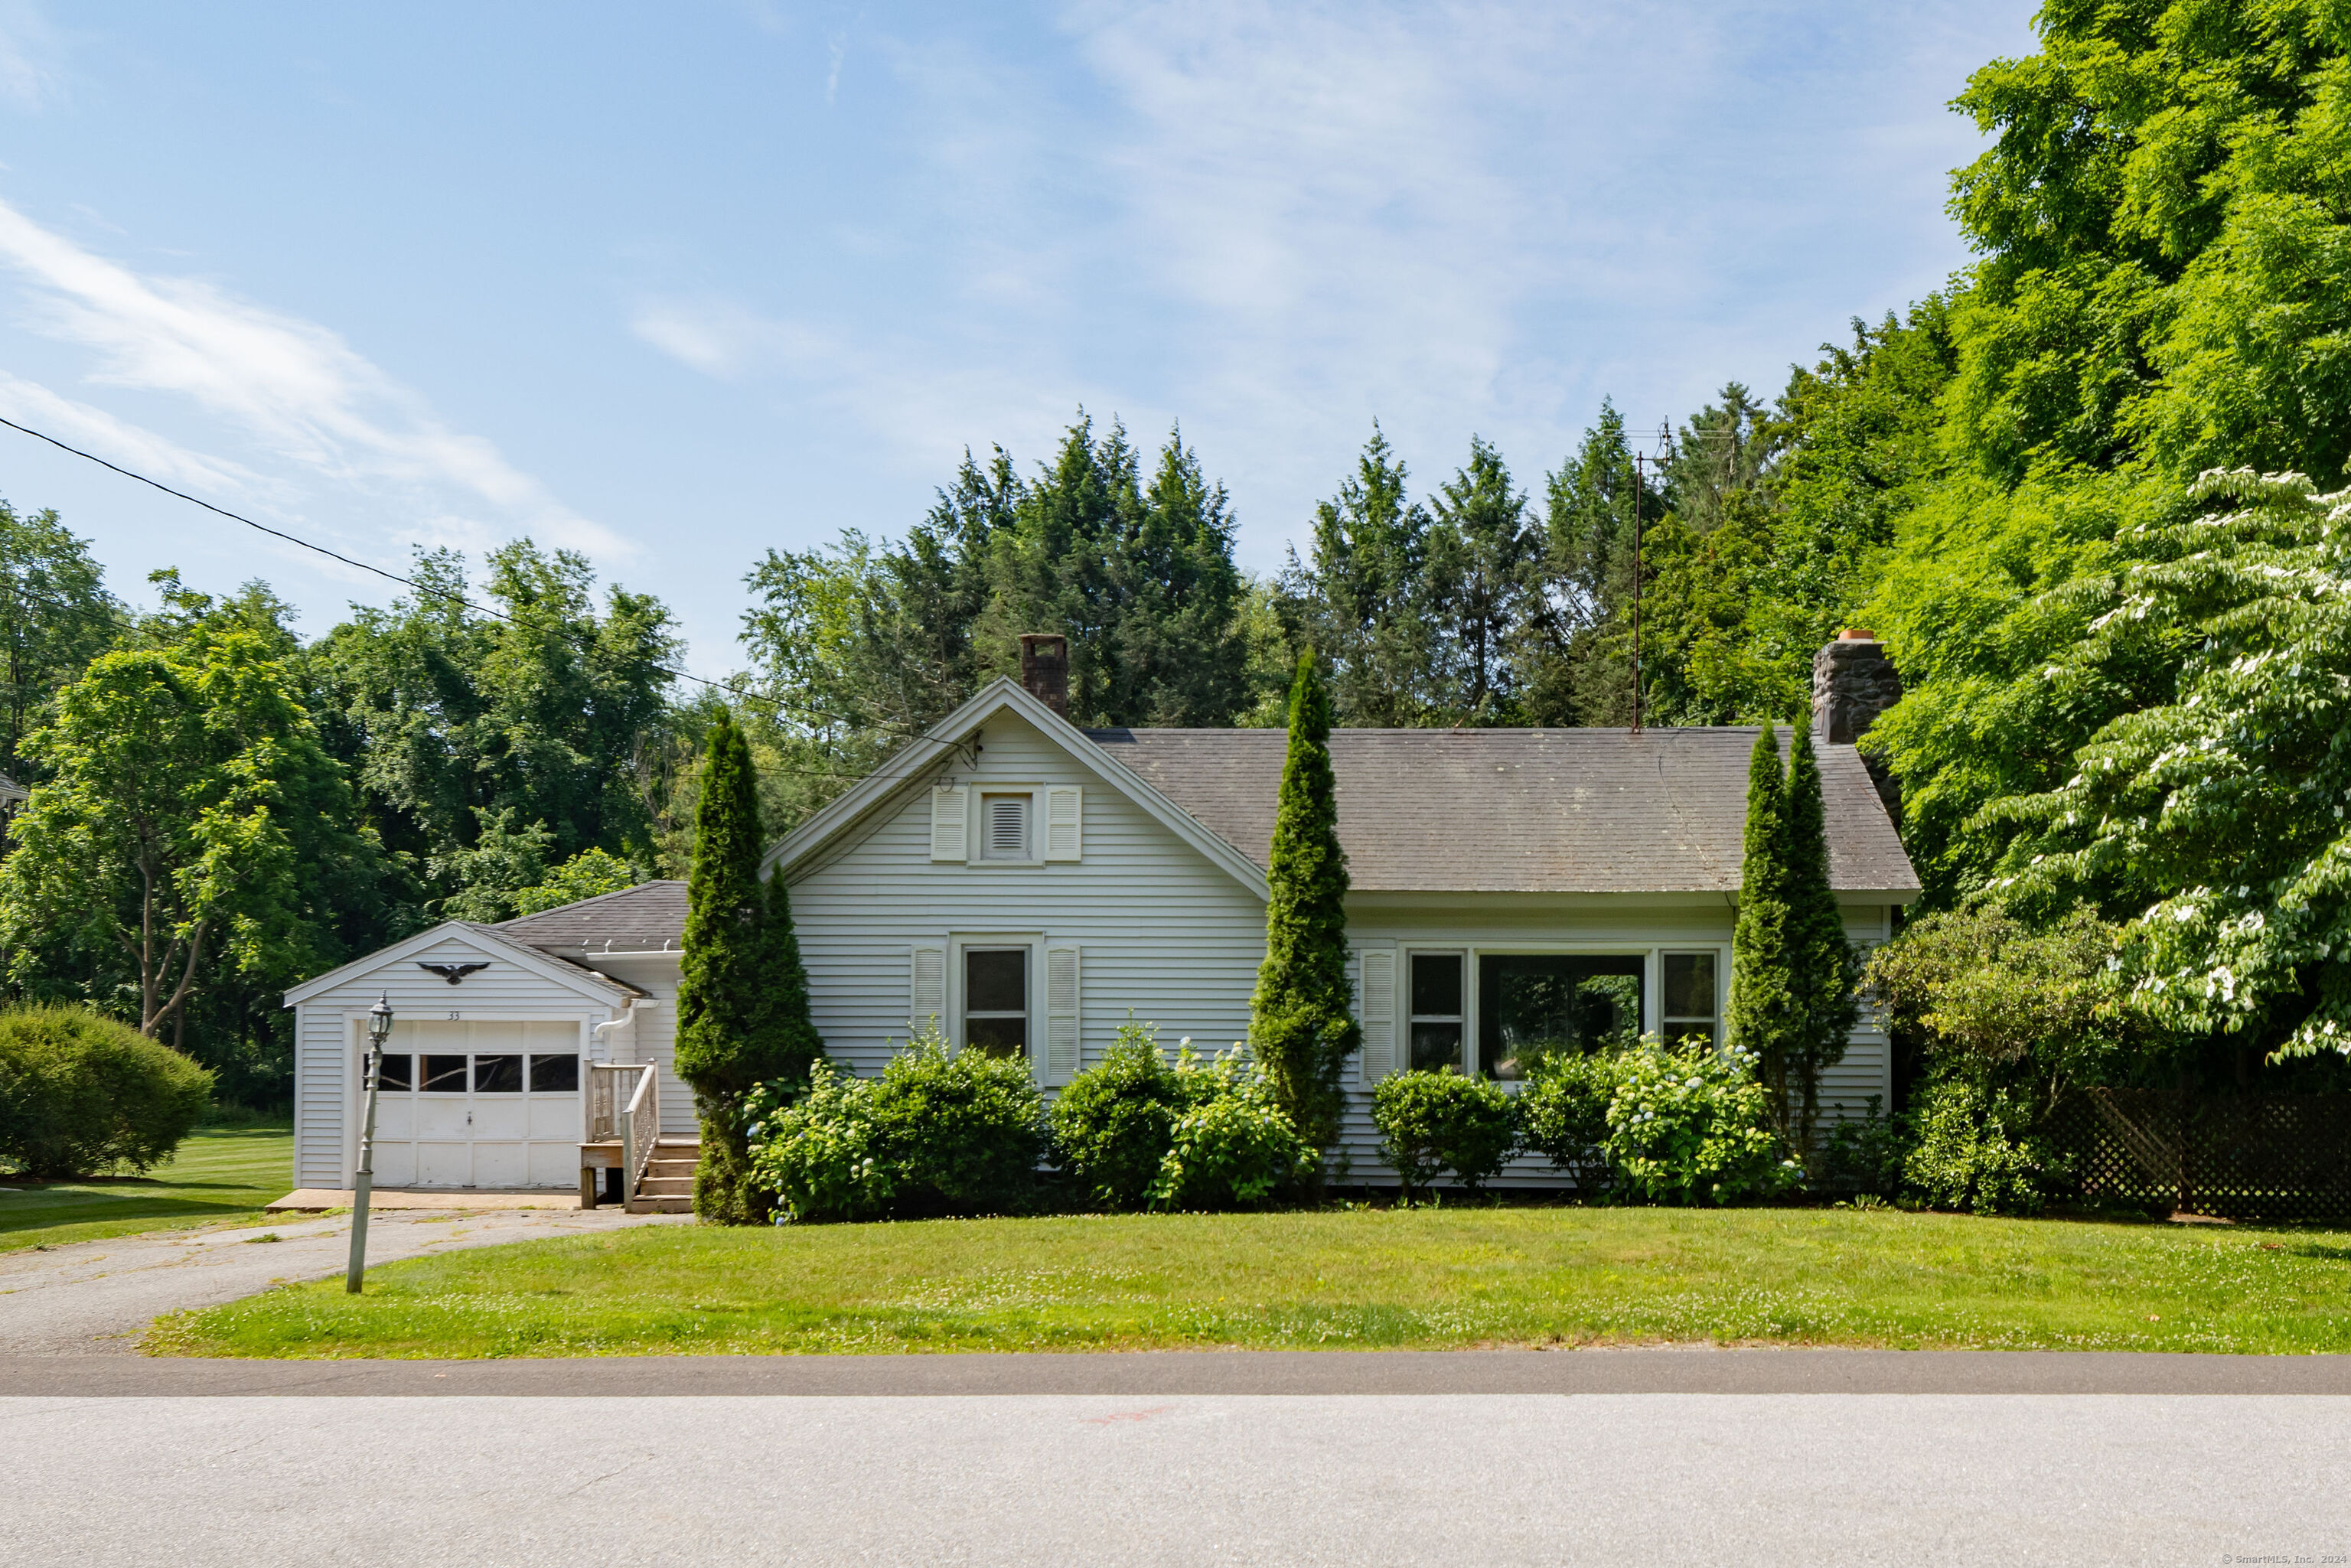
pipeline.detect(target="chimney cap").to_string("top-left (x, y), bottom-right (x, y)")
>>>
top-left (1837, 628), bottom-right (1877, 641)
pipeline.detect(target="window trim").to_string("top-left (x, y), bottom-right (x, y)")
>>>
top-left (948, 932), bottom-right (1045, 1074)
top-left (1659, 948), bottom-right (1726, 1049)
top-left (1403, 947), bottom-right (1467, 1074)
top-left (1376, 943), bottom-right (1735, 1081)
top-left (954, 786), bottom-right (1049, 867)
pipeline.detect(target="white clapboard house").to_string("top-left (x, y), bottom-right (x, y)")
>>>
top-left (283, 633), bottom-right (1919, 1207)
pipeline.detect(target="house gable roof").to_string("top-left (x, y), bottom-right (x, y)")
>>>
top-left (763, 678), bottom-right (1273, 897)
top-left (1087, 725), bottom-right (1920, 898)
top-left (282, 919), bottom-right (642, 1007)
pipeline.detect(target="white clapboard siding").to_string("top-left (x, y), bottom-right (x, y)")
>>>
top-left (789, 712), bottom-right (1267, 1088)
top-left (1045, 946), bottom-right (1081, 1083)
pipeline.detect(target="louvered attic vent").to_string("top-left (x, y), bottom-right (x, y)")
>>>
top-left (983, 795), bottom-right (1029, 860)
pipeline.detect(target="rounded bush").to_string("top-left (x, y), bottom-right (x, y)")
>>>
top-left (1050, 1021), bottom-right (1188, 1211)
top-left (1371, 1068), bottom-right (1520, 1201)
top-left (748, 1027), bottom-right (1045, 1222)
top-left (1146, 1051), bottom-right (1312, 1211)
top-left (1518, 1049), bottom-right (1619, 1189)
top-left (0, 1004), bottom-right (213, 1178)
top-left (1603, 1037), bottom-right (1798, 1206)
top-left (1902, 1068), bottom-right (2059, 1215)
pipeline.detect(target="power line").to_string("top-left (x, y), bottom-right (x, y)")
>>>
top-left (0, 412), bottom-right (929, 743)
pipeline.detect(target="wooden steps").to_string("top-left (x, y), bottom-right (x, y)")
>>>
top-left (626, 1140), bottom-right (701, 1214)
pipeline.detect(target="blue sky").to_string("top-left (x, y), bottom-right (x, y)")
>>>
top-left (0, 1), bottom-right (2037, 677)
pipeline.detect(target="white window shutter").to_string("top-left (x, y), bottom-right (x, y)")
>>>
top-left (929, 786), bottom-right (968, 861)
top-left (1044, 945), bottom-right (1081, 1084)
top-left (1044, 785), bottom-right (1082, 862)
top-left (1357, 946), bottom-right (1397, 1082)
top-left (909, 943), bottom-right (946, 1032)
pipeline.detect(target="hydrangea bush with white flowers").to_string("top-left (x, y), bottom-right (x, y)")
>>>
top-left (1598, 1036), bottom-right (1802, 1206)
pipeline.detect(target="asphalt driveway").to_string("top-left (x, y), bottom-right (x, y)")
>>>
top-left (0, 1206), bottom-right (681, 1354)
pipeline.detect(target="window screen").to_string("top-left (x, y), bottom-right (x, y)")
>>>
top-left (1408, 954), bottom-right (1463, 1071)
top-left (964, 947), bottom-right (1028, 1058)
top-left (1477, 954), bottom-right (1644, 1079)
top-left (980, 795), bottom-right (1029, 860)
top-left (1661, 952), bottom-right (1720, 1049)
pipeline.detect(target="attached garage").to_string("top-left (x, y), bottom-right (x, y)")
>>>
top-left (282, 888), bottom-right (687, 1193)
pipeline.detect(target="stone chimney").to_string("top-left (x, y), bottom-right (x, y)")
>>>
top-left (1812, 629), bottom-right (1903, 817)
top-left (1019, 633), bottom-right (1070, 719)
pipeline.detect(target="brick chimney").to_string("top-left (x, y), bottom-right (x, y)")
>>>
top-left (1812, 629), bottom-right (1903, 817)
top-left (1019, 633), bottom-right (1069, 719)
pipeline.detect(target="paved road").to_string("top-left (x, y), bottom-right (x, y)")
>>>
top-left (0, 1208), bottom-right (682, 1353)
top-left (6, 1388), bottom-right (2345, 1565)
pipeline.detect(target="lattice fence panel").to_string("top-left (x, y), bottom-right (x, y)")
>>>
top-left (2043, 1089), bottom-right (2351, 1222)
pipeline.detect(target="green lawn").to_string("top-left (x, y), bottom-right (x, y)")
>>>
top-left (0, 1124), bottom-right (295, 1253)
top-left (150, 1204), bottom-right (2351, 1358)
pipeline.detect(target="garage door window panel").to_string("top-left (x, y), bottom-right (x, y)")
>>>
top-left (473, 1055), bottom-right (523, 1093)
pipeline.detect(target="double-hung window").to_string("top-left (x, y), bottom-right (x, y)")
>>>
top-left (963, 947), bottom-right (1029, 1058)
top-left (1408, 953), bottom-right (1464, 1072)
top-left (1661, 952), bottom-right (1721, 1048)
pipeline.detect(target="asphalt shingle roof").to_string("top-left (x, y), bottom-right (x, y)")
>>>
top-left (495, 879), bottom-right (689, 954)
top-left (1085, 725), bottom-right (1919, 896)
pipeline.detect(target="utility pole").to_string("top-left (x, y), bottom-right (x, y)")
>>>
top-left (1629, 424), bottom-right (1671, 735)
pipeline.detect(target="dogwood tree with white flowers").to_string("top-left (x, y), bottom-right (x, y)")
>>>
top-left (1983, 469), bottom-right (2351, 1057)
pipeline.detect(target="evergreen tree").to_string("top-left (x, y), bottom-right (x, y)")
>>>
top-left (1727, 725), bottom-right (1796, 1126)
top-left (673, 710), bottom-right (823, 1223)
top-left (1423, 436), bottom-right (1537, 723)
top-left (1523, 404), bottom-right (1655, 726)
top-left (1249, 654), bottom-right (1358, 1161)
top-left (1276, 425), bottom-right (1433, 725)
top-left (1781, 728), bottom-right (1862, 1153)
top-left (743, 412), bottom-right (1257, 736)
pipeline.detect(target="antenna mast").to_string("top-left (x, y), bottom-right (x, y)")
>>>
top-left (1629, 422), bottom-right (1671, 735)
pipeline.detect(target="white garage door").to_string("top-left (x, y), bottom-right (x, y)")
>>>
top-left (362, 1019), bottom-right (584, 1188)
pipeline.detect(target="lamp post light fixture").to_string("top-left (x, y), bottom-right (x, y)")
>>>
top-left (345, 993), bottom-right (395, 1294)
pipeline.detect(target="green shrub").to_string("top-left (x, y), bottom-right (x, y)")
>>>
top-left (1518, 1048), bottom-right (1620, 1191)
top-left (1050, 1020), bottom-right (1189, 1211)
top-left (1902, 1068), bottom-right (2063, 1215)
top-left (1602, 1035), bottom-right (1798, 1206)
top-left (0, 1004), bottom-right (213, 1178)
top-left (1816, 1097), bottom-right (1909, 1198)
top-left (1371, 1068), bottom-right (1521, 1201)
top-left (747, 1027), bottom-right (1045, 1222)
top-left (1146, 1050), bottom-right (1314, 1211)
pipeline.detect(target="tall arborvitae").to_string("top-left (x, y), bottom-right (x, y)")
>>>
top-left (1781, 727), bottom-right (1862, 1155)
top-left (673, 710), bottom-right (823, 1223)
top-left (1250, 653), bottom-right (1358, 1162)
top-left (1727, 725), bottom-right (1796, 1126)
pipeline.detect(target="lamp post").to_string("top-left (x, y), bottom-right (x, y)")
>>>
top-left (346, 993), bottom-right (394, 1294)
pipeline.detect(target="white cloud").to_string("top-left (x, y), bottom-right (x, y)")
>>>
top-left (0, 197), bottom-right (628, 559)
top-left (0, 369), bottom-right (268, 499)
